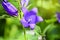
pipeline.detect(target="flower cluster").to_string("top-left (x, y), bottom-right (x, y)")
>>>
top-left (1, 0), bottom-right (43, 30)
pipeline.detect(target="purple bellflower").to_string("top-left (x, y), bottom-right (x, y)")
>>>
top-left (21, 7), bottom-right (43, 30)
top-left (56, 12), bottom-right (60, 23)
top-left (20, 0), bottom-right (43, 30)
top-left (2, 0), bottom-right (18, 16)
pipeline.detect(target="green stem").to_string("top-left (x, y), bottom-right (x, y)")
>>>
top-left (17, 0), bottom-right (26, 40)
top-left (17, 0), bottom-right (21, 20)
top-left (23, 27), bottom-right (27, 40)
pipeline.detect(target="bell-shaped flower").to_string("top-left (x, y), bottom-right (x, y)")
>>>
top-left (2, 0), bottom-right (18, 16)
top-left (21, 7), bottom-right (43, 30)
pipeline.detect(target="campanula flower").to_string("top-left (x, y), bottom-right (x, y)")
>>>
top-left (21, 7), bottom-right (43, 30)
top-left (2, 0), bottom-right (18, 16)
top-left (21, 0), bottom-right (29, 7)
top-left (56, 12), bottom-right (60, 23)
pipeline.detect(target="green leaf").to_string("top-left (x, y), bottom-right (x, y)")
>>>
top-left (43, 23), bottom-right (56, 34)
top-left (34, 25), bottom-right (42, 35)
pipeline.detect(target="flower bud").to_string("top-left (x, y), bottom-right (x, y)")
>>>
top-left (2, 1), bottom-right (18, 16)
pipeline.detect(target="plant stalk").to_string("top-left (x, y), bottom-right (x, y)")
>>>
top-left (23, 27), bottom-right (27, 40)
top-left (17, 0), bottom-right (21, 20)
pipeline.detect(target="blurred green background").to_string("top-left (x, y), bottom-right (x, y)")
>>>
top-left (0, 0), bottom-right (60, 40)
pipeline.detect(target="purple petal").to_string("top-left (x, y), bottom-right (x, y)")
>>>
top-left (22, 7), bottom-right (28, 15)
top-left (31, 7), bottom-right (38, 14)
top-left (3, 0), bottom-right (7, 2)
top-left (26, 7), bottom-right (38, 16)
top-left (24, 7), bottom-right (37, 18)
top-left (24, 10), bottom-right (37, 21)
top-left (29, 24), bottom-right (35, 30)
top-left (28, 15), bottom-right (36, 24)
top-left (36, 16), bottom-right (43, 22)
top-left (21, 0), bottom-right (25, 7)
top-left (24, 0), bottom-right (29, 7)
top-left (56, 12), bottom-right (60, 23)
top-left (20, 17), bottom-right (29, 28)
top-left (2, 2), bottom-right (18, 16)
top-left (21, 0), bottom-right (29, 7)
top-left (58, 20), bottom-right (60, 23)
